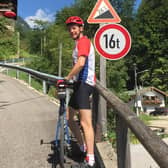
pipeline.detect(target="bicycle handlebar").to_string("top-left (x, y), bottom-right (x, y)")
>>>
top-left (56, 79), bottom-right (74, 89)
top-left (56, 79), bottom-right (74, 100)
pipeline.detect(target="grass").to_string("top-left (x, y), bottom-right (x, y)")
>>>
top-left (4, 68), bottom-right (57, 98)
top-left (139, 114), bottom-right (158, 124)
top-left (107, 131), bottom-right (116, 147)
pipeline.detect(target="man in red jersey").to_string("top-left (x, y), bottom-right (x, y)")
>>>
top-left (65, 16), bottom-right (96, 168)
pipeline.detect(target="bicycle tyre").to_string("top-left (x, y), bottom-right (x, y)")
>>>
top-left (60, 113), bottom-right (65, 168)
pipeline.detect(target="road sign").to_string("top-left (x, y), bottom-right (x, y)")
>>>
top-left (94, 24), bottom-right (131, 60)
top-left (87, 0), bottom-right (121, 24)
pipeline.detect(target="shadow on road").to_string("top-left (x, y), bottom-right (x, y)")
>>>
top-left (46, 139), bottom-right (84, 168)
top-left (0, 101), bottom-right (10, 110)
top-left (0, 80), bottom-right (5, 83)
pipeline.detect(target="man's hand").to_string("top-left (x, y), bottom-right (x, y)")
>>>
top-left (64, 76), bottom-right (70, 81)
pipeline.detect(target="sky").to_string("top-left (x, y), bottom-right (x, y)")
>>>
top-left (18, 0), bottom-right (75, 28)
top-left (18, 0), bottom-right (141, 28)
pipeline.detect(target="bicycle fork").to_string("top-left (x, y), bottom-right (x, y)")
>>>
top-left (55, 99), bottom-right (71, 147)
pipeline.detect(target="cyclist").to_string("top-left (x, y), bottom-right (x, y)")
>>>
top-left (65, 16), bottom-right (96, 168)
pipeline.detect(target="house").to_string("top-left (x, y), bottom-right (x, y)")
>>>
top-left (128, 87), bottom-right (168, 114)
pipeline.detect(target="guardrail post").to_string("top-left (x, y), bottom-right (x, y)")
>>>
top-left (43, 80), bottom-right (47, 94)
top-left (116, 115), bottom-right (131, 168)
top-left (28, 74), bottom-right (31, 86)
top-left (6, 68), bottom-right (9, 75)
top-left (16, 70), bottom-right (19, 79)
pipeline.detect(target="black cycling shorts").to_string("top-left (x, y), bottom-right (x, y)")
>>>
top-left (69, 82), bottom-right (94, 110)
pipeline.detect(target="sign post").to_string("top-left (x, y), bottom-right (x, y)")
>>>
top-left (99, 23), bottom-right (107, 137)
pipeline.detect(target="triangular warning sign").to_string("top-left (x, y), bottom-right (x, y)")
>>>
top-left (87, 0), bottom-right (121, 24)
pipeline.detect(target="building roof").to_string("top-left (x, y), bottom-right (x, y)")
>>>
top-left (127, 87), bottom-right (168, 97)
top-left (143, 91), bottom-right (156, 97)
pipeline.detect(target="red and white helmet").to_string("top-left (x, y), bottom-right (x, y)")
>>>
top-left (65, 16), bottom-right (84, 26)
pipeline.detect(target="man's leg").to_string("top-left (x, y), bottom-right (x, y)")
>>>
top-left (67, 106), bottom-right (84, 146)
top-left (79, 109), bottom-right (95, 166)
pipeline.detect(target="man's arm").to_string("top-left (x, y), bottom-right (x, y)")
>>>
top-left (65, 56), bottom-right (86, 80)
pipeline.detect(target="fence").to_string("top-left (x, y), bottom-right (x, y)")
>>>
top-left (0, 63), bottom-right (168, 168)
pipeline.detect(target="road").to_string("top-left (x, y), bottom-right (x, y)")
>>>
top-left (149, 116), bottom-right (168, 134)
top-left (131, 138), bottom-right (168, 168)
top-left (0, 73), bottom-right (72, 168)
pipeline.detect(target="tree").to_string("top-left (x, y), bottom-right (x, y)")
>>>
top-left (55, 0), bottom-right (98, 38)
top-left (106, 59), bottom-right (129, 93)
top-left (130, 0), bottom-right (168, 91)
top-left (0, 17), bottom-right (17, 60)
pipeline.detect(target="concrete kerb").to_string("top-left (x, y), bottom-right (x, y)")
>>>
top-left (96, 141), bottom-right (117, 168)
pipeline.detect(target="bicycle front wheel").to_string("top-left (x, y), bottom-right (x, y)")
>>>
top-left (60, 113), bottom-right (65, 168)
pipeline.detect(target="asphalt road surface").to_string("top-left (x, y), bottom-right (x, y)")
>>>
top-left (0, 74), bottom-right (81, 168)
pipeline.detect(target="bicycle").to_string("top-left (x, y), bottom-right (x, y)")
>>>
top-left (41, 79), bottom-right (73, 168)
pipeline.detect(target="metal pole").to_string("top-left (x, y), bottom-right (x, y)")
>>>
top-left (43, 80), bottom-right (47, 94)
top-left (58, 43), bottom-right (62, 77)
top-left (99, 23), bottom-right (107, 137)
top-left (6, 68), bottom-right (9, 75)
top-left (28, 74), bottom-right (31, 86)
top-left (17, 32), bottom-right (20, 58)
top-left (43, 30), bottom-right (46, 54)
top-left (16, 70), bottom-right (19, 79)
top-left (41, 37), bottom-right (43, 57)
top-left (134, 63), bottom-right (139, 116)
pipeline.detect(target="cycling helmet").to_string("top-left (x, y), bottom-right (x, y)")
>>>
top-left (65, 16), bottom-right (84, 26)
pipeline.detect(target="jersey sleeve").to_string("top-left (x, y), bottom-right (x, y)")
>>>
top-left (77, 37), bottom-right (90, 57)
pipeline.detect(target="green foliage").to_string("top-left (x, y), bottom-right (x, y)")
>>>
top-left (128, 0), bottom-right (168, 91)
top-left (107, 59), bottom-right (129, 92)
top-left (139, 114), bottom-right (158, 124)
top-left (0, 18), bottom-right (17, 60)
top-left (15, 16), bottom-right (30, 38)
top-left (107, 131), bottom-right (116, 147)
top-left (15, 16), bottom-right (31, 53)
top-left (55, 0), bottom-right (99, 38)
top-left (0, 17), bottom-right (8, 33)
top-left (0, 16), bottom-right (32, 61)
top-left (27, 22), bottom-right (74, 76)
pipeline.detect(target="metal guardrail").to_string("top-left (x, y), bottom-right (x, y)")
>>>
top-left (1, 63), bottom-right (168, 168)
top-left (0, 63), bottom-right (62, 94)
top-left (0, 57), bottom-right (31, 64)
